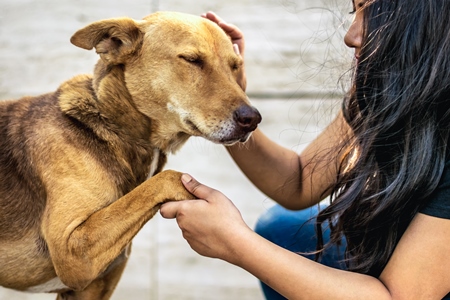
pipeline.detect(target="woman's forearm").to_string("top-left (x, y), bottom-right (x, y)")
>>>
top-left (226, 129), bottom-right (304, 208)
top-left (227, 228), bottom-right (392, 300)
top-left (227, 112), bottom-right (350, 210)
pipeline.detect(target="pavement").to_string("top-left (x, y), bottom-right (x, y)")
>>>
top-left (0, 0), bottom-right (349, 299)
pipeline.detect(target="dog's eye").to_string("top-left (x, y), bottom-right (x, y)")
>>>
top-left (230, 59), bottom-right (242, 71)
top-left (179, 54), bottom-right (203, 68)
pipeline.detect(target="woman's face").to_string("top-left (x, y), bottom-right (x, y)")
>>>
top-left (344, 0), bottom-right (365, 61)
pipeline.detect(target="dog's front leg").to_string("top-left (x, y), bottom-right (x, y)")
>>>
top-left (56, 245), bottom-right (130, 300)
top-left (45, 170), bottom-right (194, 292)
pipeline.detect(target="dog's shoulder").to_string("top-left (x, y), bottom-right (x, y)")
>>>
top-left (0, 77), bottom-right (105, 239)
top-left (57, 73), bottom-right (155, 181)
top-left (0, 93), bottom-right (60, 240)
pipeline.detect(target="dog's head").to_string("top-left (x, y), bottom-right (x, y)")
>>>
top-left (70, 12), bottom-right (261, 148)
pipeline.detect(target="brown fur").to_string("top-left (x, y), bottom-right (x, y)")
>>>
top-left (0, 12), bottom-right (260, 299)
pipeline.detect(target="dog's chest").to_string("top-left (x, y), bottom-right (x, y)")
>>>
top-left (147, 148), bottom-right (161, 178)
top-left (26, 277), bottom-right (68, 293)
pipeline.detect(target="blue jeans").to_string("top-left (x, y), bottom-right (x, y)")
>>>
top-left (254, 204), bottom-right (346, 300)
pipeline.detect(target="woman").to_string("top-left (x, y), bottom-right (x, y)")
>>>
top-left (161, 0), bottom-right (450, 299)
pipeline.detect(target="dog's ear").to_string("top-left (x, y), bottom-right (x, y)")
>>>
top-left (70, 18), bottom-right (143, 65)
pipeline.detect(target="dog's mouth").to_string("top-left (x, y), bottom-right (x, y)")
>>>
top-left (220, 132), bottom-right (253, 146)
top-left (183, 119), bottom-right (256, 146)
top-left (185, 119), bottom-right (202, 135)
top-left (182, 105), bottom-right (261, 145)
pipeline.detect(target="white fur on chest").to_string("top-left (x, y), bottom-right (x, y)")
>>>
top-left (148, 148), bottom-right (160, 178)
top-left (26, 277), bottom-right (69, 293)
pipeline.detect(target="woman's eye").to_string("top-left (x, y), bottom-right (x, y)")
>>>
top-left (350, 0), bottom-right (365, 14)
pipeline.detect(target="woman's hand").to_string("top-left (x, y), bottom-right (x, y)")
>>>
top-left (160, 174), bottom-right (251, 263)
top-left (201, 11), bottom-right (247, 90)
top-left (201, 11), bottom-right (245, 58)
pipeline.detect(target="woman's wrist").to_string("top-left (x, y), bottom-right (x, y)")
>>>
top-left (222, 225), bottom-right (262, 266)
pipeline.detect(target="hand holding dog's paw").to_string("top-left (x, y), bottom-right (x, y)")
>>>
top-left (160, 174), bottom-right (250, 262)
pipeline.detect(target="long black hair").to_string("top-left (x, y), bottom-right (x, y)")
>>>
top-left (316, 0), bottom-right (450, 276)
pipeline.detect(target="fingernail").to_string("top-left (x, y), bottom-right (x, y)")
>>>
top-left (233, 44), bottom-right (240, 55)
top-left (181, 174), bottom-right (192, 183)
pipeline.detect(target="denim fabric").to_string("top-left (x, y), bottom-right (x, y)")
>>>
top-left (254, 204), bottom-right (347, 300)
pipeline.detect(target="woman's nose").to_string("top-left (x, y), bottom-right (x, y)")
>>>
top-left (344, 18), bottom-right (362, 51)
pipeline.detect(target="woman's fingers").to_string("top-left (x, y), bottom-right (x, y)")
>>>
top-left (159, 174), bottom-right (216, 219)
top-left (201, 11), bottom-right (224, 24)
top-left (160, 200), bottom-right (184, 219)
top-left (180, 174), bottom-right (219, 202)
top-left (201, 11), bottom-right (245, 57)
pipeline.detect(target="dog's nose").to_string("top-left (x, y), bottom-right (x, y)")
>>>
top-left (233, 105), bottom-right (262, 132)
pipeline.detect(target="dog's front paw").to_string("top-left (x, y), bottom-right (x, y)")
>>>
top-left (149, 169), bottom-right (195, 203)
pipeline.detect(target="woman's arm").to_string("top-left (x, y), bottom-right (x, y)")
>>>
top-left (232, 212), bottom-right (450, 299)
top-left (227, 111), bottom-right (351, 210)
top-left (379, 213), bottom-right (450, 299)
top-left (160, 176), bottom-right (450, 299)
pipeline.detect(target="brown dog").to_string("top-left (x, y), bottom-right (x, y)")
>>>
top-left (0, 11), bottom-right (261, 299)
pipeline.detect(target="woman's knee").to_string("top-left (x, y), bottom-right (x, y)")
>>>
top-left (255, 204), bottom-right (320, 253)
